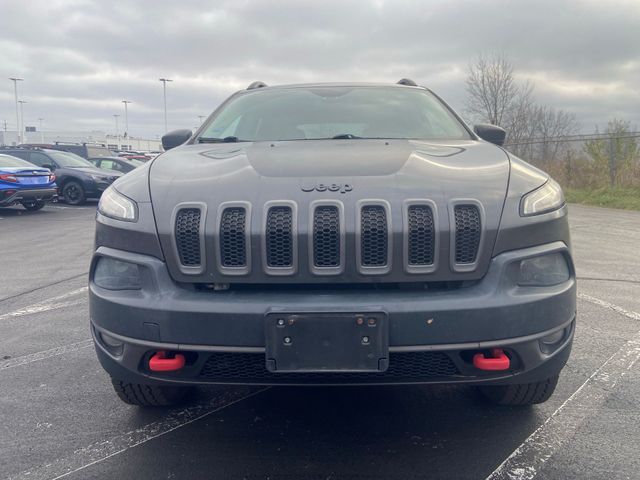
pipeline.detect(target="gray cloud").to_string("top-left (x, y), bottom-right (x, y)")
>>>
top-left (1, 0), bottom-right (639, 138)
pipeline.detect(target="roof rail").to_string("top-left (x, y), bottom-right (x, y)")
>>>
top-left (247, 81), bottom-right (268, 90)
top-left (397, 78), bottom-right (417, 87)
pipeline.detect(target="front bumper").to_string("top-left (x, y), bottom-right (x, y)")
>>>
top-left (90, 241), bottom-right (576, 386)
top-left (0, 187), bottom-right (57, 206)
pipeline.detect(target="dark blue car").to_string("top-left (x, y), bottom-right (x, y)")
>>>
top-left (0, 153), bottom-right (57, 211)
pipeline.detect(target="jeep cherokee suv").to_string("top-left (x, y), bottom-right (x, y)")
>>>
top-left (90, 80), bottom-right (575, 407)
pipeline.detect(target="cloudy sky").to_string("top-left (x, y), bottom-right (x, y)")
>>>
top-left (1, 0), bottom-right (639, 139)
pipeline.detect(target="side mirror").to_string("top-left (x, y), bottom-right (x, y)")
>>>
top-left (162, 129), bottom-right (193, 151)
top-left (473, 124), bottom-right (506, 146)
top-left (42, 164), bottom-right (56, 171)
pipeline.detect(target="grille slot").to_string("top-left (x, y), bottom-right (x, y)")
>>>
top-left (313, 205), bottom-right (341, 268)
top-left (199, 351), bottom-right (459, 383)
top-left (220, 207), bottom-right (247, 267)
top-left (360, 205), bottom-right (388, 267)
top-left (175, 208), bottom-right (202, 266)
top-left (454, 205), bottom-right (481, 264)
top-left (266, 206), bottom-right (293, 268)
top-left (408, 205), bottom-right (435, 266)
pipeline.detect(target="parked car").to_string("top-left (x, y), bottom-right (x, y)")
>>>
top-left (1, 147), bottom-right (121, 205)
top-left (88, 157), bottom-right (144, 174)
top-left (116, 152), bottom-right (151, 162)
top-left (0, 153), bottom-right (57, 211)
top-left (22, 142), bottom-right (114, 159)
top-left (91, 80), bottom-right (575, 408)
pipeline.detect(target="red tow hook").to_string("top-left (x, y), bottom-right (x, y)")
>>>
top-left (473, 348), bottom-right (510, 371)
top-left (149, 351), bottom-right (186, 372)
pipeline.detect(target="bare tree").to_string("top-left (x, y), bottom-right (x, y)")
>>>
top-left (465, 52), bottom-right (533, 128)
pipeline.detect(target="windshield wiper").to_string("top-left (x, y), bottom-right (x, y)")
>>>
top-left (198, 136), bottom-right (242, 143)
top-left (332, 133), bottom-right (362, 139)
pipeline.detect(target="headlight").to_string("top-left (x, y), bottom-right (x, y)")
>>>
top-left (89, 174), bottom-right (109, 182)
top-left (98, 186), bottom-right (138, 222)
top-left (520, 179), bottom-right (565, 216)
top-left (518, 253), bottom-right (570, 286)
top-left (94, 257), bottom-right (141, 290)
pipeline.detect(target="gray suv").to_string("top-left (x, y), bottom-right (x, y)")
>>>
top-left (90, 80), bottom-right (576, 407)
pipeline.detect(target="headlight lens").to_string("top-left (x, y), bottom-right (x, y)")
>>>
top-left (89, 174), bottom-right (109, 182)
top-left (520, 179), bottom-right (565, 216)
top-left (518, 253), bottom-right (570, 286)
top-left (98, 186), bottom-right (137, 222)
top-left (94, 257), bottom-right (142, 290)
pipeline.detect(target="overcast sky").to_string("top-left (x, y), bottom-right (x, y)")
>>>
top-left (1, 0), bottom-right (639, 139)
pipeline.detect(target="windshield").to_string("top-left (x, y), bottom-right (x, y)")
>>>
top-left (0, 154), bottom-right (36, 168)
top-left (199, 86), bottom-right (471, 142)
top-left (48, 151), bottom-right (94, 167)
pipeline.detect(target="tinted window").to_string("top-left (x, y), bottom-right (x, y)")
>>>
top-left (48, 151), bottom-right (93, 167)
top-left (6, 150), bottom-right (30, 161)
top-left (0, 154), bottom-right (36, 168)
top-left (29, 152), bottom-right (54, 167)
top-left (99, 160), bottom-right (124, 171)
top-left (200, 87), bottom-right (471, 142)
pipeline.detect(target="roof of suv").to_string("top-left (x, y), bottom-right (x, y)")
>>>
top-left (242, 79), bottom-right (426, 92)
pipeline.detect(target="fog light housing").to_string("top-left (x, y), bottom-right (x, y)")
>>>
top-left (94, 257), bottom-right (142, 290)
top-left (518, 253), bottom-right (570, 286)
top-left (99, 332), bottom-right (125, 356)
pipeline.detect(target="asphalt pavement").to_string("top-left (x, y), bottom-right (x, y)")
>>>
top-left (0, 202), bottom-right (639, 480)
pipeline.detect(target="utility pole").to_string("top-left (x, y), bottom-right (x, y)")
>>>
top-left (9, 78), bottom-right (23, 144)
top-left (113, 114), bottom-right (120, 149)
top-left (38, 118), bottom-right (44, 143)
top-left (158, 78), bottom-right (173, 133)
top-left (18, 100), bottom-right (27, 143)
top-left (122, 100), bottom-right (131, 141)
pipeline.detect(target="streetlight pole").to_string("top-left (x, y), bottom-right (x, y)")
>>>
top-left (18, 100), bottom-right (27, 143)
top-left (9, 78), bottom-right (23, 144)
top-left (122, 100), bottom-right (131, 141)
top-left (113, 114), bottom-right (120, 148)
top-left (158, 78), bottom-right (173, 133)
top-left (38, 118), bottom-right (44, 143)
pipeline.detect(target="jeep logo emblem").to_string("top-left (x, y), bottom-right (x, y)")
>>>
top-left (301, 182), bottom-right (353, 194)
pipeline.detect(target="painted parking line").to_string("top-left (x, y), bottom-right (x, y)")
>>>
top-left (578, 292), bottom-right (640, 321)
top-left (486, 296), bottom-right (640, 480)
top-left (0, 287), bottom-right (88, 321)
top-left (11, 387), bottom-right (270, 480)
top-left (0, 339), bottom-right (93, 371)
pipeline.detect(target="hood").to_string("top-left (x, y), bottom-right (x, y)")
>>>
top-left (149, 139), bottom-right (510, 284)
top-left (150, 139), bottom-right (508, 203)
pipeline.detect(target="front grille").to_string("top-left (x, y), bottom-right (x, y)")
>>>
top-left (175, 208), bottom-right (202, 266)
top-left (360, 205), bottom-right (388, 266)
top-left (313, 206), bottom-right (340, 267)
top-left (266, 206), bottom-right (293, 267)
top-left (454, 205), bottom-right (481, 264)
top-left (407, 205), bottom-right (435, 266)
top-left (199, 351), bottom-right (460, 383)
top-left (220, 207), bottom-right (247, 267)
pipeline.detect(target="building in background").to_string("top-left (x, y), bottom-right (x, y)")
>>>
top-left (0, 128), bottom-right (163, 152)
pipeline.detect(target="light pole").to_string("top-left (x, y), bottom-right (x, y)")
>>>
top-left (122, 100), bottom-right (131, 141)
top-left (113, 114), bottom-right (120, 148)
top-left (38, 118), bottom-right (44, 143)
top-left (9, 78), bottom-right (23, 144)
top-left (158, 78), bottom-right (173, 133)
top-left (18, 100), bottom-right (27, 143)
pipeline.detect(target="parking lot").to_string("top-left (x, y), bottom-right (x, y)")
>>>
top-left (0, 202), bottom-right (638, 479)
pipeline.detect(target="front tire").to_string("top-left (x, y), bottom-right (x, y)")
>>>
top-left (62, 181), bottom-right (86, 205)
top-left (111, 378), bottom-right (194, 407)
top-left (479, 374), bottom-right (559, 406)
top-left (21, 200), bottom-right (46, 211)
